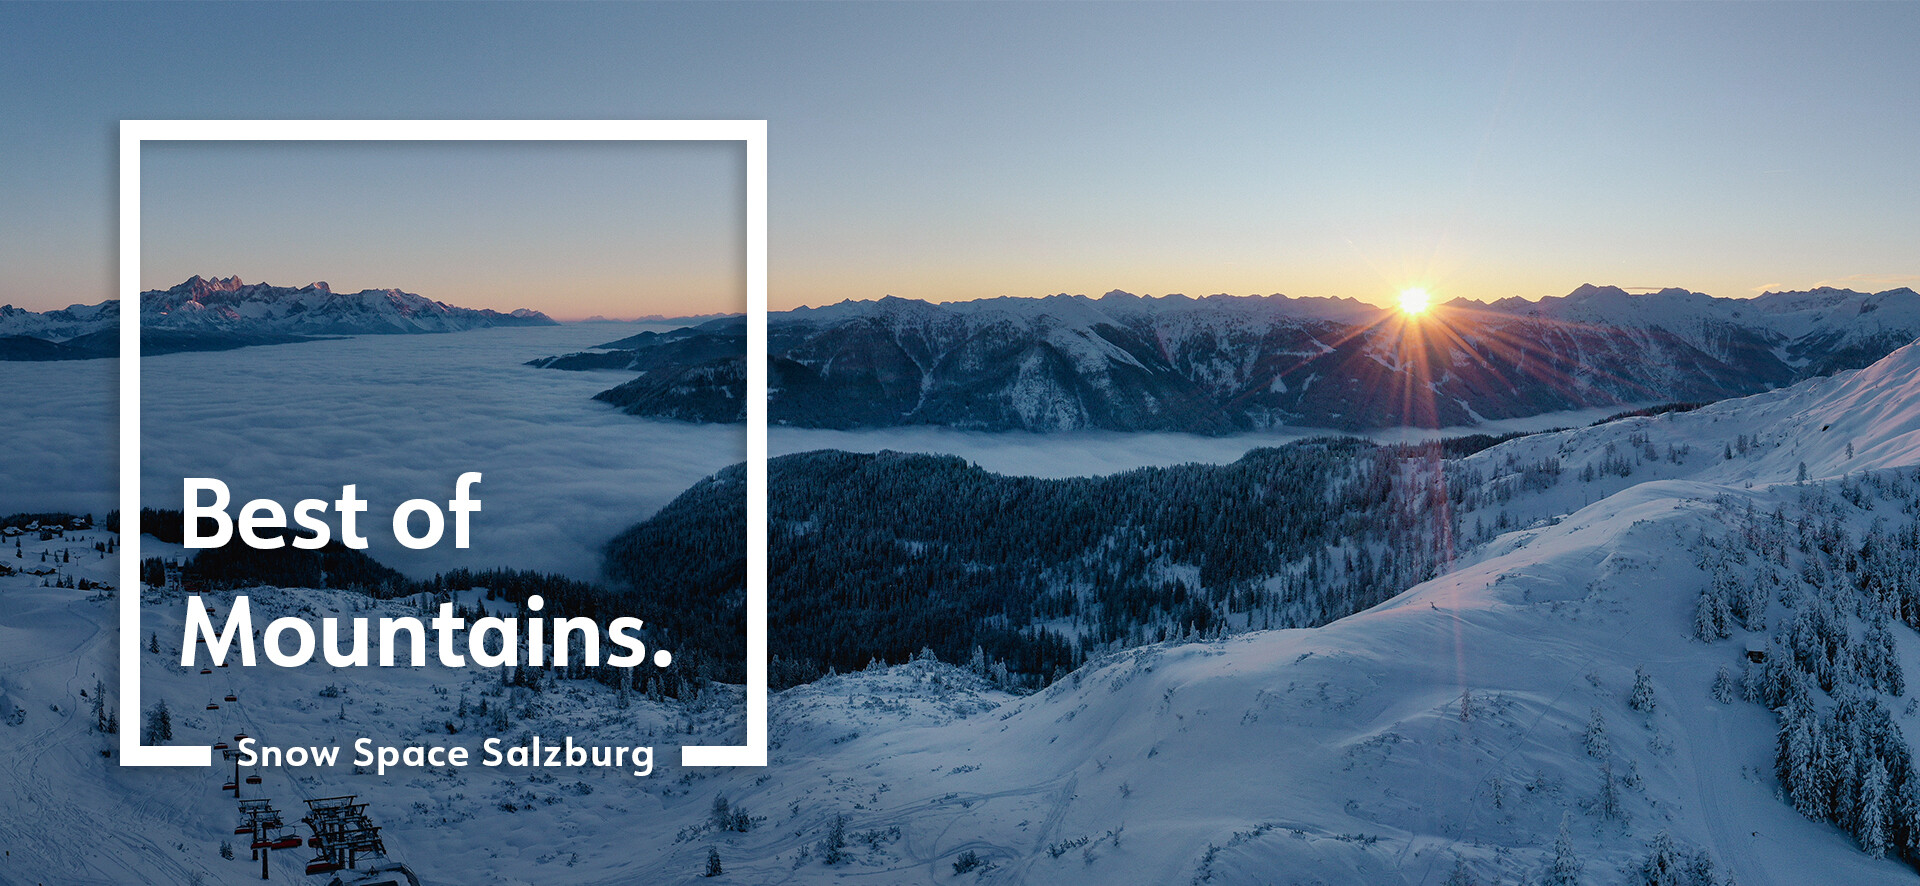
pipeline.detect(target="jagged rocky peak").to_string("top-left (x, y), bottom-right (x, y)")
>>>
top-left (134, 275), bottom-right (556, 334)
top-left (178, 274), bottom-right (248, 295)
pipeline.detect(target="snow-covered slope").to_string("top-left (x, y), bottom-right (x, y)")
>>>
top-left (0, 534), bottom-right (1016, 885)
top-left (1446, 334), bottom-right (1920, 549)
top-left (592, 338), bottom-right (1920, 885)
top-left (644, 340), bottom-right (1920, 884)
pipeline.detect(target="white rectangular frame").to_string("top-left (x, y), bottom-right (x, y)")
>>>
top-left (118, 119), bottom-right (768, 768)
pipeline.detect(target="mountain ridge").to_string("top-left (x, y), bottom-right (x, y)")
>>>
top-left (0, 276), bottom-right (558, 358)
top-left (536, 283), bottom-right (1920, 432)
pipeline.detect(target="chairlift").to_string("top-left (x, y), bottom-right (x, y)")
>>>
top-left (250, 838), bottom-right (272, 851)
top-left (199, 668), bottom-right (212, 675)
top-left (234, 733), bottom-right (248, 741)
top-left (225, 694), bottom-right (237, 702)
top-left (305, 860), bottom-right (342, 876)
top-left (270, 835), bottom-right (302, 850)
top-left (245, 774), bottom-right (263, 785)
top-left (213, 742), bottom-right (229, 750)
top-left (307, 835), bottom-right (323, 849)
top-left (206, 701), bottom-right (220, 711)
top-left (222, 781), bottom-right (238, 792)
top-left (234, 824), bottom-right (253, 835)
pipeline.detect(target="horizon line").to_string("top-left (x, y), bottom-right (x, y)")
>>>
top-left (27, 275), bottom-right (1920, 318)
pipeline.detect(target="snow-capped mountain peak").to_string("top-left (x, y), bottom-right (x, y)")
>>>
top-left (562, 284), bottom-right (1920, 433)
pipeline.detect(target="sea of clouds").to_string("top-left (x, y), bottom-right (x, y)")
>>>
top-left (766, 405), bottom-right (1636, 477)
top-left (136, 324), bottom-right (747, 580)
top-left (0, 324), bottom-right (743, 580)
top-left (1, 322), bottom-right (1634, 581)
top-left (0, 359), bottom-right (119, 517)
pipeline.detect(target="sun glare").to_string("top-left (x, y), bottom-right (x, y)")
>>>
top-left (1398, 287), bottom-right (1432, 316)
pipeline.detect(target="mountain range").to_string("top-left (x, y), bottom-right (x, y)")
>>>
top-left (536, 284), bottom-right (1920, 432)
top-left (0, 275), bottom-right (555, 359)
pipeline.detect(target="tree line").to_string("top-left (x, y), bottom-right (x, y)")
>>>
top-left (605, 438), bottom-right (1472, 690)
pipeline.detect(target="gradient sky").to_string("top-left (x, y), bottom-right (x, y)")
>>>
top-left (4, 2), bottom-right (1917, 317)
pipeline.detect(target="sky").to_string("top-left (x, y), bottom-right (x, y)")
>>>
top-left (4, 2), bottom-right (1918, 317)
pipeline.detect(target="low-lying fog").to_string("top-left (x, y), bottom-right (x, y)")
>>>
top-left (1, 321), bottom-right (1638, 580)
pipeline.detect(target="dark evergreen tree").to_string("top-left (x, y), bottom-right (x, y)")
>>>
top-left (1585, 707), bottom-right (1609, 757)
top-left (89, 678), bottom-right (107, 732)
top-left (820, 813), bottom-right (848, 865)
top-left (1638, 831), bottom-right (1683, 886)
top-left (1860, 756), bottom-right (1891, 858)
top-left (1544, 814), bottom-right (1581, 886)
top-left (1630, 666), bottom-right (1657, 713)
top-left (145, 699), bottom-right (172, 743)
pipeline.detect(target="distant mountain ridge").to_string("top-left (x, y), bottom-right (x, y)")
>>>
top-left (141, 275), bottom-right (556, 336)
top-left (1478, 283), bottom-right (1920, 378)
top-left (0, 275), bottom-right (557, 359)
top-left (533, 284), bottom-right (1920, 432)
top-left (578, 311), bottom-right (744, 324)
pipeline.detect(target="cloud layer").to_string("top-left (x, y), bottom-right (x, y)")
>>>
top-left (767, 406), bottom-right (1628, 479)
top-left (2, 323), bottom-right (1620, 580)
top-left (0, 360), bottom-right (118, 517)
top-left (131, 325), bottom-right (747, 580)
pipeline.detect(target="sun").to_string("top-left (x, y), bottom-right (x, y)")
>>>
top-left (1397, 287), bottom-right (1432, 316)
